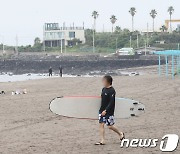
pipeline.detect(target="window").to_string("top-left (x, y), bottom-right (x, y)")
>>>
top-left (69, 32), bottom-right (75, 38)
top-left (58, 32), bottom-right (64, 38)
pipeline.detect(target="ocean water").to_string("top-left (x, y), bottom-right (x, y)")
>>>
top-left (0, 71), bottom-right (140, 83)
top-left (0, 73), bottom-right (80, 82)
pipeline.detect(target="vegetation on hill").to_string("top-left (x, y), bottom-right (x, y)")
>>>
top-left (0, 28), bottom-right (180, 53)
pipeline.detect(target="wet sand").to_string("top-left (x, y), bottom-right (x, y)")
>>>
top-left (0, 75), bottom-right (180, 154)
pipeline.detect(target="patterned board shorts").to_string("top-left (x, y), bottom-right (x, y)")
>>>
top-left (99, 113), bottom-right (115, 126)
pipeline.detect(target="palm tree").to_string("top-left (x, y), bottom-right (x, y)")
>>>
top-left (92, 11), bottom-right (99, 52)
top-left (110, 15), bottom-right (117, 33)
top-left (150, 9), bottom-right (157, 32)
top-left (129, 7), bottom-right (136, 32)
top-left (34, 37), bottom-right (41, 46)
top-left (160, 25), bottom-right (167, 33)
top-left (92, 11), bottom-right (99, 31)
top-left (115, 26), bottom-right (122, 33)
top-left (168, 6), bottom-right (174, 32)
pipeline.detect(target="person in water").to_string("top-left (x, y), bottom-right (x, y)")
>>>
top-left (95, 75), bottom-right (125, 145)
top-left (49, 67), bottom-right (53, 77)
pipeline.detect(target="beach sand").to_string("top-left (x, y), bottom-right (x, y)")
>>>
top-left (0, 75), bottom-right (180, 154)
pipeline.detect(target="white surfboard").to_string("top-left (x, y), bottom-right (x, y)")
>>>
top-left (49, 96), bottom-right (145, 119)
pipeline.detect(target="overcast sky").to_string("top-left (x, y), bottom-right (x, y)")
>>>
top-left (0, 0), bottom-right (179, 45)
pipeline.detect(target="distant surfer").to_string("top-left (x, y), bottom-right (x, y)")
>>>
top-left (49, 67), bottom-right (53, 77)
top-left (59, 65), bottom-right (63, 77)
top-left (95, 75), bottom-right (125, 145)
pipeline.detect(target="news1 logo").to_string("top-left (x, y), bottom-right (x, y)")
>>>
top-left (160, 134), bottom-right (179, 152)
top-left (120, 134), bottom-right (179, 152)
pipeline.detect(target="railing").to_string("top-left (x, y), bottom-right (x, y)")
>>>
top-left (45, 27), bottom-right (84, 31)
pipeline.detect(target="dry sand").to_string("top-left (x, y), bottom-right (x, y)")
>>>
top-left (0, 75), bottom-right (180, 154)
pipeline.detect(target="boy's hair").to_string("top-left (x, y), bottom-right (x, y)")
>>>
top-left (103, 75), bottom-right (113, 85)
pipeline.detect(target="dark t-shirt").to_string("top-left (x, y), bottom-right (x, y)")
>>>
top-left (99, 87), bottom-right (116, 116)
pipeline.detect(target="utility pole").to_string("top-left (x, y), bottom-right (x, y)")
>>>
top-left (2, 37), bottom-right (4, 53)
top-left (64, 32), bottom-right (66, 53)
top-left (146, 23), bottom-right (149, 47)
top-left (145, 41), bottom-right (147, 56)
top-left (83, 22), bottom-right (84, 29)
top-left (61, 39), bottom-right (63, 54)
top-left (65, 42), bottom-right (66, 53)
top-left (93, 23), bottom-right (95, 53)
top-left (130, 36), bottom-right (132, 48)
top-left (15, 35), bottom-right (18, 54)
top-left (43, 41), bottom-right (45, 52)
top-left (43, 24), bottom-right (46, 52)
top-left (137, 34), bottom-right (139, 48)
top-left (116, 38), bottom-right (118, 51)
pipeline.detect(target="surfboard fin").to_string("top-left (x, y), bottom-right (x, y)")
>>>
top-left (57, 96), bottom-right (63, 98)
top-left (131, 114), bottom-right (136, 116)
top-left (138, 108), bottom-right (144, 111)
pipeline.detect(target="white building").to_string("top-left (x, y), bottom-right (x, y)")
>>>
top-left (43, 23), bottom-right (85, 47)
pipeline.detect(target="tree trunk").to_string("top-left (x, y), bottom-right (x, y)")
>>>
top-left (93, 18), bottom-right (96, 53)
top-left (153, 18), bottom-right (154, 33)
top-left (170, 14), bottom-right (172, 33)
top-left (132, 16), bottom-right (134, 32)
top-left (94, 18), bottom-right (96, 32)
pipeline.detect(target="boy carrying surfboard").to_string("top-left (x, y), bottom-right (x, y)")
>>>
top-left (95, 75), bottom-right (125, 145)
